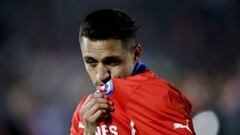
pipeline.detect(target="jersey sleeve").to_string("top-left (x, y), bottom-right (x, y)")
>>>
top-left (70, 96), bottom-right (88, 135)
top-left (164, 83), bottom-right (196, 135)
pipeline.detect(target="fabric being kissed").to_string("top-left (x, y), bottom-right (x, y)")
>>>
top-left (95, 80), bottom-right (114, 96)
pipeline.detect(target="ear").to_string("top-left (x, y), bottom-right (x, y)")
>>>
top-left (133, 44), bottom-right (142, 62)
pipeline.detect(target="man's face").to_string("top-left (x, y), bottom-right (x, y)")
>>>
top-left (80, 37), bottom-right (139, 90)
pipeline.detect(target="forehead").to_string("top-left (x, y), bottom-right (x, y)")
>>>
top-left (80, 37), bottom-right (127, 59)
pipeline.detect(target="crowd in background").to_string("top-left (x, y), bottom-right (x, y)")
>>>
top-left (0, 0), bottom-right (239, 134)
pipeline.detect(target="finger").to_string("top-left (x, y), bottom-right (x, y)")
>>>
top-left (82, 104), bottom-right (109, 124)
top-left (91, 103), bottom-right (110, 111)
top-left (82, 101), bottom-right (113, 117)
top-left (82, 93), bottom-right (105, 106)
top-left (81, 94), bottom-right (94, 106)
top-left (81, 97), bottom-right (110, 115)
top-left (85, 96), bottom-right (109, 108)
top-left (86, 102), bottom-right (110, 116)
top-left (88, 109), bottom-right (107, 124)
top-left (81, 94), bottom-right (105, 110)
top-left (92, 93), bottom-right (105, 98)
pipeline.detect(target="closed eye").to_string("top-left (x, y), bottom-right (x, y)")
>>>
top-left (103, 57), bottom-right (122, 66)
top-left (84, 57), bottom-right (98, 67)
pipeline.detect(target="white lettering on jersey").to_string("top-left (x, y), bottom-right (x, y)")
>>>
top-left (109, 126), bottom-right (118, 135)
top-left (130, 120), bottom-right (136, 135)
top-left (93, 125), bottom-right (118, 135)
top-left (173, 119), bottom-right (192, 133)
top-left (95, 126), bottom-right (101, 135)
top-left (78, 122), bottom-right (118, 135)
top-left (78, 122), bottom-right (85, 128)
top-left (101, 125), bottom-right (109, 135)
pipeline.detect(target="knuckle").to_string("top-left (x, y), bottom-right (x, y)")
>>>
top-left (95, 104), bottom-right (100, 109)
top-left (80, 106), bottom-right (87, 115)
top-left (80, 112), bottom-right (86, 118)
top-left (92, 98), bottom-right (97, 104)
top-left (82, 114), bottom-right (87, 120)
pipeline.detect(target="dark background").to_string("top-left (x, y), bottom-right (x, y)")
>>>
top-left (0, 0), bottom-right (240, 134)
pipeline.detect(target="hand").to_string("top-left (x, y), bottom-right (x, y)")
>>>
top-left (80, 94), bottom-right (114, 135)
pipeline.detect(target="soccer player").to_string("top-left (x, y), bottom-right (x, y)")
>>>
top-left (70, 9), bottom-right (195, 135)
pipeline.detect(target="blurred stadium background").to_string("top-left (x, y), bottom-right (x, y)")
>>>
top-left (0, 0), bottom-right (239, 135)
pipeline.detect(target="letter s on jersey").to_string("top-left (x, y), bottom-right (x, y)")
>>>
top-left (109, 125), bottom-right (118, 135)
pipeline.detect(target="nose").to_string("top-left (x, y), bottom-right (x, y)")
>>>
top-left (96, 64), bottom-right (110, 86)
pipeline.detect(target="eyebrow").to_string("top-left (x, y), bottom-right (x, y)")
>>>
top-left (84, 56), bottom-right (97, 61)
top-left (84, 55), bottom-right (122, 61)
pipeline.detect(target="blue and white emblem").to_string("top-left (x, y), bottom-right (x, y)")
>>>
top-left (95, 80), bottom-right (113, 96)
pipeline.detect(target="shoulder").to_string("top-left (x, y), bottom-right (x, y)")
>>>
top-left (144, 75), bottom-right (193, 114)
top-left (126, 70), bottom-right (192, 113)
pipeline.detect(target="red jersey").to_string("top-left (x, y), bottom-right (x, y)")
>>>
top-left (70, 70), bottom-right (195, 135)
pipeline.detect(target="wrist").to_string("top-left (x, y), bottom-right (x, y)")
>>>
top-left (84, 124), bottom-right (96, 135)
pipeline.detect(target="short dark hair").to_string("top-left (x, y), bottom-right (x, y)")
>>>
top-left (79, 9), bottom-right (139, 42)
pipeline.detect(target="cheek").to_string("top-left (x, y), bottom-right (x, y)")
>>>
top-left (110, 65), bottom-right (132, 78)
top-left (86, 66), bottom-right (97, 81)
